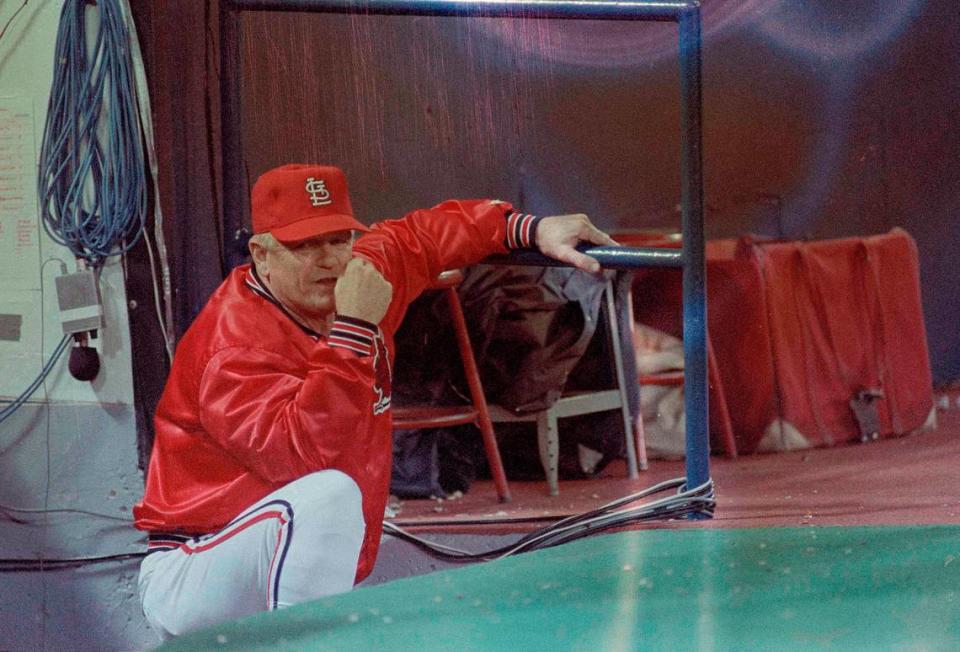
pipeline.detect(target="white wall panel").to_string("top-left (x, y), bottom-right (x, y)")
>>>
top-left (0, 2), bottom-right (135, 405)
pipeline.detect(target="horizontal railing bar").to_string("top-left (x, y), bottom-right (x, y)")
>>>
top-left (226, 0), bottom-right (698, 21)
top-left (485, 245), bottom-right (683, 270)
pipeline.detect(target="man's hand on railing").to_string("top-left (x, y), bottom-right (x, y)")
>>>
top-left (536, 213), bottom-right (618, 274)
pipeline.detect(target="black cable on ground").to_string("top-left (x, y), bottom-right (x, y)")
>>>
top-left (382, 477), bottom-right (716, 562)
top-left (0, 552), bottom-right (145, 572)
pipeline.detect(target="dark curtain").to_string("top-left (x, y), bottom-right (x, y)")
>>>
top-left (128, 0), bottom-right (225, 466)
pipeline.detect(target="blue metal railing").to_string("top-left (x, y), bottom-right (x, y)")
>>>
top-left (228, 0), bottom-right (696, 19)
top-left (220, 0), bottom-right (710, 513)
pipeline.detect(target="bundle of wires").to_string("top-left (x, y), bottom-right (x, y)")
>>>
top-left (37, 0), bottom-right (147, 268)
top-left (382, 477), bottom-right (716, 562)
top-left (0, 334), bottom-right (70, 426)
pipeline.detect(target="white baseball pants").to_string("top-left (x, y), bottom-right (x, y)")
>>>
top-left (137, 469), bottom-right (365, 641)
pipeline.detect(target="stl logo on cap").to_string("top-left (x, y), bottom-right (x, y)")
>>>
top-left (305, 177), bottom-right (332, 207)
top-left (251, 164), bottom-right (369, 241)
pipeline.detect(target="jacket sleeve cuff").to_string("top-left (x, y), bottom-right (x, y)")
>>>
top-left (504, 212), bottom-right (543, 249)
top-left (328, 315), bottom-right (378, 356)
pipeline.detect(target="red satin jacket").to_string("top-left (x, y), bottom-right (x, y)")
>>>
top-left (133, 200), bottom-right (539, 582)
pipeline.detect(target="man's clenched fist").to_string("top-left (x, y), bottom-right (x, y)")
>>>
top-left (335, 258), bottom-right (393, 325)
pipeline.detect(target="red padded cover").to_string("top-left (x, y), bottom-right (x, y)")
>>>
top-left (628, 229), bottom-right (933, 454)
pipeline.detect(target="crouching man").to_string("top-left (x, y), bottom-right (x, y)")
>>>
top-left (133, 164), bottom-right (616, 639)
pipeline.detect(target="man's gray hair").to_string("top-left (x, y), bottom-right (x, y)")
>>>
top-left (248, 232), bottom-right (279, 251)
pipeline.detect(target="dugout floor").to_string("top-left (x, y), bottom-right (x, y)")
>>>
top-left (387, 403), bottom-right (960, 532)
top-left (164, 400), bottom-right (960, 651)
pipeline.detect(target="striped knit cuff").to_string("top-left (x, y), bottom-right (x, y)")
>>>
top-left (329, 315), bottom-right (377, 356)
top-left (504, 212), bottom-right (543, 249)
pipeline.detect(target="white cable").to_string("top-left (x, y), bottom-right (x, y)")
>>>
top-left (142, 229), bottom-right (172, 361)
top-left (117, 0), bottom-right (174, 362)
top-left (382, 522), bottom-right (476, 557)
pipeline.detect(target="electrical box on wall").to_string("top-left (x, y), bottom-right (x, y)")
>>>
top-left (55, 270), bottom-right (104, 335)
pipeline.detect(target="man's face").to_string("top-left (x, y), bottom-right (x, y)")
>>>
top-left (255, 230), bottom-right (354, 323)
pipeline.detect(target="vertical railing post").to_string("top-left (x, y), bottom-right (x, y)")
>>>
top-left (678, 4), bottom-right (710, 501)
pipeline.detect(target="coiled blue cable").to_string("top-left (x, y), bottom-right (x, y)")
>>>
top-left (37, 0), bottom-right (146, 268)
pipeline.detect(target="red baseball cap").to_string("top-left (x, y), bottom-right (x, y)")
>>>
top-left (251, 164), bottom-right (370, 242)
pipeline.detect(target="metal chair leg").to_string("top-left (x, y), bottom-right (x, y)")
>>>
top-left (536, 410), bottom-right (560, 496)
top-left (445, 288), bottom-right (512, 502)
top-left (605, 279), bottom-right (640, 479)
